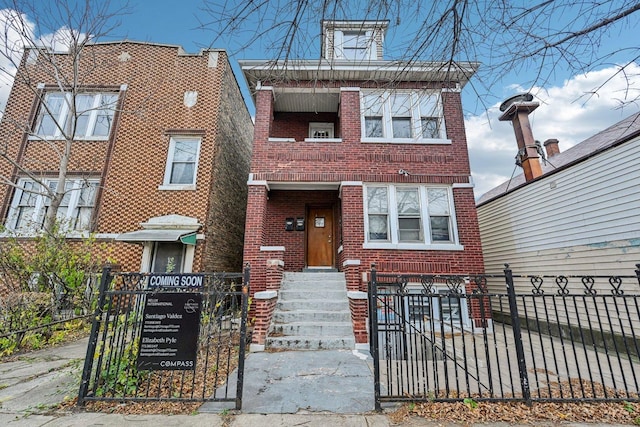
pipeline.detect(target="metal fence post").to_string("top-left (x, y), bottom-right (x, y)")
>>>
top-left (77, 266), bottom-right (112, 406)
top-left (504, 264), bottom-right (532, 406)
top-left (369, 264), bottom-right (382, 412)
top-left (235, 263), bottom-right (251, 410)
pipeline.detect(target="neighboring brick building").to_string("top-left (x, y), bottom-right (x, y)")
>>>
top-left (240, 20), bottom-right (485, 346)
top-left (0, 41), bottom-right (253, 273)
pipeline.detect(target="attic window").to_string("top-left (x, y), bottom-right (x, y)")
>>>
top-left (309, 122), bottom-right (334, 139)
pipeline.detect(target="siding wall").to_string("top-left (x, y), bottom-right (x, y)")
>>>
top-left (478, 136), bottom-right (640, 284)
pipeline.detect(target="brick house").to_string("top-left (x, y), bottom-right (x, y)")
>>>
top-left (0, 41), bottom-right (253, 274)
top-left (240, 21), bottom-right (485, 349)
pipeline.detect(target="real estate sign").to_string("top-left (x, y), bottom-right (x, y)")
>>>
top-left (137, 291), bottom-right (202, 370)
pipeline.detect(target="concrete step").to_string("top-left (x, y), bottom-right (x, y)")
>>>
top-left (282, 272), bottom-right (346, 285)
top-left (277, 299), bottom-right (348, 312)
top-left (278, 289), bottom-right (347, 301)
top-left (266, 335), bottom-right (356, 351)
top-left (270, 321), bottom-right (354, 337)
top-left (272, 310), bottom-right (352, 324)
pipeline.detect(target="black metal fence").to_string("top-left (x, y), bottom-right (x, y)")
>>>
top-left (0, 273), bottom-right (100, 346)
top-left (78, 266), bottom-right (250, 409)
top-left (369, 264), bottom-right (640, 409)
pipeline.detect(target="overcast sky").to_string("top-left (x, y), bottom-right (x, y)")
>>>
top-left (1, 3), bottom-right (638, 200)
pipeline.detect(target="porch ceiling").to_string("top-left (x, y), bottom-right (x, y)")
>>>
top-left (273, 90), bottom-right (340, 113)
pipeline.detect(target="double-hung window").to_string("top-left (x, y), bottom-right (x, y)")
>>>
top-left (160, 137), bottom-right (201, 190)
top-left (5, 178), bottom-right (99, 232)
top-left (364, 185), bottom-right (461, 249)
top-left (361, 90), bottom-right (447, 142)
top-left (35, 92), bottom-right (118, 139)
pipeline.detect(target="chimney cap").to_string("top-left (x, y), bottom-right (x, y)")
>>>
top-left (499, 92), bottom-right (534, 112)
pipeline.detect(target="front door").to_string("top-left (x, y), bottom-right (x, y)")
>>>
top-left (307, 207), bottom-right (334, 267)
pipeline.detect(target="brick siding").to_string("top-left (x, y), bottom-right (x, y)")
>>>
top-left (0, 42), bottom-right (253, 273)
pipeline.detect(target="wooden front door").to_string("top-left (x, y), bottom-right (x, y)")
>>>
top-left (307, 207), bottom-right (334, 267)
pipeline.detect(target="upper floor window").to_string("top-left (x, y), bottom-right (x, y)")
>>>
top-left (5, 178), bottom-right (99, 232)
top-left (361, 90), bottom-right (447, 143)
top-left (35, 92), bottom-right (118, 140)
top-left (160, 137), bottom-right (201, 190)
top-left (364, 185), bottom-right (461, 250)
top-left (309, 122), bottom-right (335, 139)
top-left (333, 30), bottom-right (377, 61)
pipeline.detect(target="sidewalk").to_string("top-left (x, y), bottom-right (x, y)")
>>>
top-left (0, 339), bottom-right (631, 426)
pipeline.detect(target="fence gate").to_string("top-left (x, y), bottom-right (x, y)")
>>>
top-left (369, 265), bottom-right (640, 410)
top-left (78, 266), bottom-right (250, 409)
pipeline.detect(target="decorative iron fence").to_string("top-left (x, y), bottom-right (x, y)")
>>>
top-left (78, 266), bottom-right (250, 409)
top-left (369, 264), bottom-right (640, 410)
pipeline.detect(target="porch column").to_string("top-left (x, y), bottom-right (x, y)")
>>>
top-left (244, 181), bottom-right (269, 296)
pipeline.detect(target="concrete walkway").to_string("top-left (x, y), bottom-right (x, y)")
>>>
top-left (200, 348), bottom-right (375, 413)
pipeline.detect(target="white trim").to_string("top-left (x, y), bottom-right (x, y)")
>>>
top-left (442, 84), bottom-right (462, 93)
top-left (304, 138), bottom-right (342, 143)
top-left (360, 89), bottom-right (447, 142)
top-left (255, 83), bottom-right (274, 92)
top-left (361, 138), bottom-right (452, 145)
top-left (340, 181), bottom-right (363, 187)
top-left (162, 136), bottom-right (201, 188)
top-left (260, 246), bottom-right (285, 252)
top-left (347, 291), bottom-right (367, 300)
top-left (363, 242), bottom-right (464, 251)
top-left (363, 184), bottom-right (461, 248)
top-left (247, 176), bottom-right (270, 189)
top-left (452, 182), bottom-right (474, 188)
top-left (343, 259), bottom-right (361, 266)
top-left (340, 87), bottom-right (361, 92)
top-left (254, 290), bottom-right (278, 299)
top-left (158, 184), bottom-right (196, 191)
top-left (268, 137), bottom-right (296, 142)
top-left (266, 259), bottom-right (285, 267)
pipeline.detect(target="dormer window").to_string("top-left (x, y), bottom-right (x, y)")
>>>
top-left (342, 31), bottom-right (370, 61)
top-left (322, 20), bottom-right (388, 61)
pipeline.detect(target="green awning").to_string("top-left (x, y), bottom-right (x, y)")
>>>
top-left (116, 229), bottom-right (198, 245)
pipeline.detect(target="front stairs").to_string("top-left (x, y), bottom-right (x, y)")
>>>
top-left (266, 272), bottom-right (356, 350)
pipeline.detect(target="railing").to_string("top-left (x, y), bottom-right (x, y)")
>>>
top-left (78, 266), bottom-right (250, 409)
top-left (369, 264), bottom-right (640, 409)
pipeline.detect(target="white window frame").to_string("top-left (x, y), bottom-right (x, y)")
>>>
top-left (360, 90), bottom-right (449, 144)
top-left (404, 284), bottom-right (472, 330)
top-left (363, 184), bottom-right (463, 250)
top-left (333, 30), bottom-right (377, 60)
top-left (308, 122), bottom-right (335, 139)
top-left (32, 92), bottom-right (118, 140)
top-left (5, 178), bottom-right (99, 233)
top-left (159, 136), bottom-right (202, 191)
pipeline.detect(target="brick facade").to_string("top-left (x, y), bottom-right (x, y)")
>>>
top-left (0, 42), bottom-right (252, 274)
top-left (241, 44), bottom-right (485, 344)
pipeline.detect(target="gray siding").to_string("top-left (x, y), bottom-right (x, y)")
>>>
top-left (478, 136), bottom-right (640, 282)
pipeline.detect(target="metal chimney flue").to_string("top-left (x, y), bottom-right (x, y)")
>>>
top-left (498, 93), bottom-right (542, 182)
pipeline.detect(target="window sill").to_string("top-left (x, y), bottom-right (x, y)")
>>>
top-left (158, 184), bottom-right (196, 191)
top-left (304, 138), bottom-right (342, 143)
top-left (27, 135), bottom-right (110, 141)
top-left (361, 137), bottom-right (451, 145)
top-left (268, 137), bottom-right (296, 143)
top-left (363, 242), bottom-right (464, 251)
